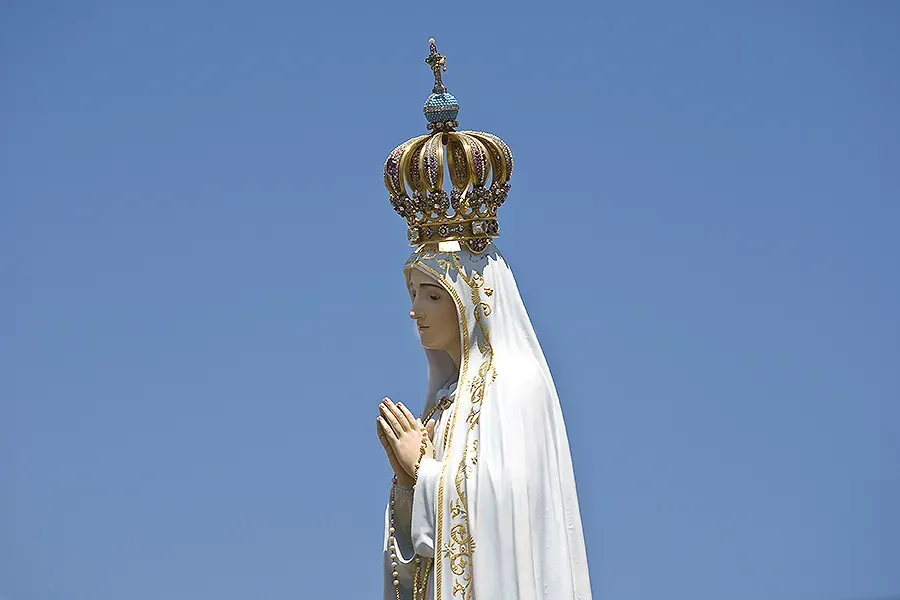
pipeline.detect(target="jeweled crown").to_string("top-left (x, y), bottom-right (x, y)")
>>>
top-left (384, 39), bottom-right (514, 253)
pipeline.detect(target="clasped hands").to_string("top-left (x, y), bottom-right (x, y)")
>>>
top-left (377, 398), bottom-right (435, 488)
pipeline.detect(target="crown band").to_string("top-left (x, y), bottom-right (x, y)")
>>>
top-left (408, 217), bottom-right (499, 247)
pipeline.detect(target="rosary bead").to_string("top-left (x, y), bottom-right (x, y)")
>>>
top-left (393, 571), bottom-right (399, 578)
top-left (394, 579), bottom-right (400, 587)
top-left (391, 561), bottom-right (398, 568)
top-left (390, 527), bottom-right (395, 533)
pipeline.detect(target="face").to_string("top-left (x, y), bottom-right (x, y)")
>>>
top-left (407, 268), bottom-right (460, 353)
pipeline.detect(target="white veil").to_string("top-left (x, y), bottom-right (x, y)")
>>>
top-left (402, 242), bottom-right (592, 600)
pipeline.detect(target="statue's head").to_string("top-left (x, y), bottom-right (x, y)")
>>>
top-left (406, 266), bottom-right (461, 360)
top-left (387, 40), bottom-right (515, 377)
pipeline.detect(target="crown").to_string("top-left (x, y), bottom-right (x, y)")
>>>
top-left (384, 39), bottom-right (514, 253)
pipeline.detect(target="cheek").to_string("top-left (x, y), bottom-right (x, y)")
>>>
top-left (439, 303), bottom-right (459, 338)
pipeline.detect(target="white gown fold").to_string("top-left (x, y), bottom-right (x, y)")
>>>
top-left (382, 245), bottom-right (592, 599)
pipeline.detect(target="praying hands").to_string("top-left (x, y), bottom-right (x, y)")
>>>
top-left (377, 398), bottom-right (435, 487)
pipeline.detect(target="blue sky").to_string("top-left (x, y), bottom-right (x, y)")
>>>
top-left (2, 2), bottom-right (898, 599)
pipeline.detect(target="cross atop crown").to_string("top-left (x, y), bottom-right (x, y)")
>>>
top-left (425, 38), bottom-right (447, 94)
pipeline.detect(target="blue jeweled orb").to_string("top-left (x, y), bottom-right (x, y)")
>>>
top-left (424, 92), bottom-right (460, 124)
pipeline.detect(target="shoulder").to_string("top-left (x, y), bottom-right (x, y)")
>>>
top-left (492, 353), bottom-right (550, 400)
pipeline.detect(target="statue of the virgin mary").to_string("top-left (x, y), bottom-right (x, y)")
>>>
top-left (376, 39), bottom-right (593, 600)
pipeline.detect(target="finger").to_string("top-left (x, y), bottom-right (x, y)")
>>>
top-left (376, 420), bottom-right (390, 447)
top-left (383, 398), bottom-right (411, 431)
top-left (379, 403), bottom-right (404, 437)
top-left (377, 421), bottom-right (399, 457)
top-left (377, 416), bottom-right (399, 440)
top-left (378, 427), bottom-right (405, 475)
top-left (390, 403), bottom-right (412, 431)
top-left (380, 426), bottom-right (399, 461)
top-left (426, 419), bottom-right (436, 440)
top-left (396, 402), bottom-right (417, 429)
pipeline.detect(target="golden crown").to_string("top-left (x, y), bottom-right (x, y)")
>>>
top-left (384, 39), bottom-right (514, 253)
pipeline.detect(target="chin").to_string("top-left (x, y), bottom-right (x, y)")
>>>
top-left (419, 335), bottom-right (441, 351)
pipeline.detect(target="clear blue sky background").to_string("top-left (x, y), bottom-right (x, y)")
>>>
top-left (2, 2), bottom-right (898, 599)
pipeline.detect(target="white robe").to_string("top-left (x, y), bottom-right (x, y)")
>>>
top-left (382, 244), bottom-right (592, 599)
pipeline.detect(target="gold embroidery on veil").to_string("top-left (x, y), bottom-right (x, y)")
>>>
top-left (406, 249), bottom-right (497, 600)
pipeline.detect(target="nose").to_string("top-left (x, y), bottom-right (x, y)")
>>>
top-left (409, 299), bottom-right (425, 321)
top-left (410, 292), bottom-right (426, 321)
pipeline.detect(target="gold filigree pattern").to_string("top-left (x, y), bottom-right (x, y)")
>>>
top-left (442, 522), bottom-right (476, 600)
top-left (465, 439), bottom-right (479, 477)
top-left (445, 253), bottom-right (497, 598)
top-left (451, 254), bottom-right (496, 436)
